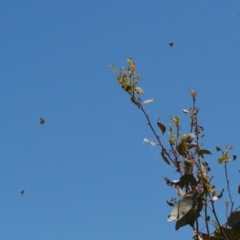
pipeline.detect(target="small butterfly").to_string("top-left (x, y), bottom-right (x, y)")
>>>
top-left (40, 118), bottom-right (45, 124)
top-left (20, 190), bottom-right (25, 195)
top-left (168, 42), bottom-right (174, 47)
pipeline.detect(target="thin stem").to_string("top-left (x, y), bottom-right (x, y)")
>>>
top-left (204, 198), bottom-right (210, 235)
top-left (209, 200), bottom-right (228, 240)
top-left (226, 204), bottom-right (228, 221)
top-left (131, 94), bottom-right (183, 173)
top-left (224, 162), bottom-right (234, 214)
top-left (190, 98), bottom-right (196, 133)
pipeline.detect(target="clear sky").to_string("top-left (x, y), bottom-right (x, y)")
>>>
top-left (1, 1), bottom-right (240, 239)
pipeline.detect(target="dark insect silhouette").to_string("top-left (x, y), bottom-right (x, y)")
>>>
top-left (20, 190), bottom-right (25, 195)
top-left (40, 118), bottom-right (45, 124)
top-left (168, 42), bottom-right (174, 47)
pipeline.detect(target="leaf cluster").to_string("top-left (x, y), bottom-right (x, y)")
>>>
top-left (111, 58), bottom-right (240, 240)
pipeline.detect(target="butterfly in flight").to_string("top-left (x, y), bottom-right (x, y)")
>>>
top-left (168, 42), bottom-right (174, 47)
top-left (20, 190), bottom-right (25, 195)
top-left (40, 118), bottom-right (45, 124)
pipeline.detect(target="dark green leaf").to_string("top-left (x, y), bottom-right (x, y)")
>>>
top-left (215, 227), bottom-right (240, 240)
top-left (186, 210), bottom-right (200, 228)
top-left (196, 199), bottom-right (203, 213)
top-left (178, 174), bottom-right (197, 188)
top-left (209, 237), bottom-right (224, 240)
top-left (175, 209), bottom-right (199, 230)
top-left (216, 146), bottom-right (221, 151)
top-left (166, 200), bottom-right (175, 207)
top-left (198, 149), bottom-right (212, 157)
top-left (228, 211), bottom-right (240, 227)
top-left (206, 216), bottom-right (210, 222)
top-left (175, 214), bottom-right (188, 230)
top-left (157, 121), bottom-right (166, 135)
top-left (161, 149), bottom-right (170, 165)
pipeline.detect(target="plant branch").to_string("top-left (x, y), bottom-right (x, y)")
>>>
top-left (224, 162), bottom-right (234, 214)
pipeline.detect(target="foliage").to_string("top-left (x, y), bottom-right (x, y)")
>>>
top-left (110, 58), bottom-right (240, 240)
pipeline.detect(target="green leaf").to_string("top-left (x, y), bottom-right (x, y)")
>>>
top-left (166, 200), bottom-right (175, 207)
top-left (198, 149), bottom-right (212, 157)
top-left (218, 156), bottom-right (224, 164)
top-left (209, 237), bottom-right (224, 240)
top-left (196, 199), bottom-right (203, 213)
top-left (216, 146), bottom-right (221, 151)
top-left (157, 121), bottom-right (166, 135)
top-left (185, 210), bottom-right (200, 228)
top-left (178, 174), bottom-right (197, 188)
top-left (160, 149), bottom-right (170, 165)
top-left (215, 227), bottom-right (240, 240)
top-left (218, 154), bottom-right (229, 164)
top-left (175, 214), bottom-right (188, 230)
top-left (130, 97), bottom-right (139, 106)
top-left (175, 209), bottom-right (199, 230)
top-left (168, 199), bottom-right (193, 222)
top-left (228, 211), bottom-right (240, 227)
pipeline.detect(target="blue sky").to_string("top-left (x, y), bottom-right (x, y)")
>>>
top-left (0, 1), bottom-right (240, 239)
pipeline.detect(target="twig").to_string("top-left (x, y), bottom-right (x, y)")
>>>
top-left (224, 162), bottom-right (234, 215)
